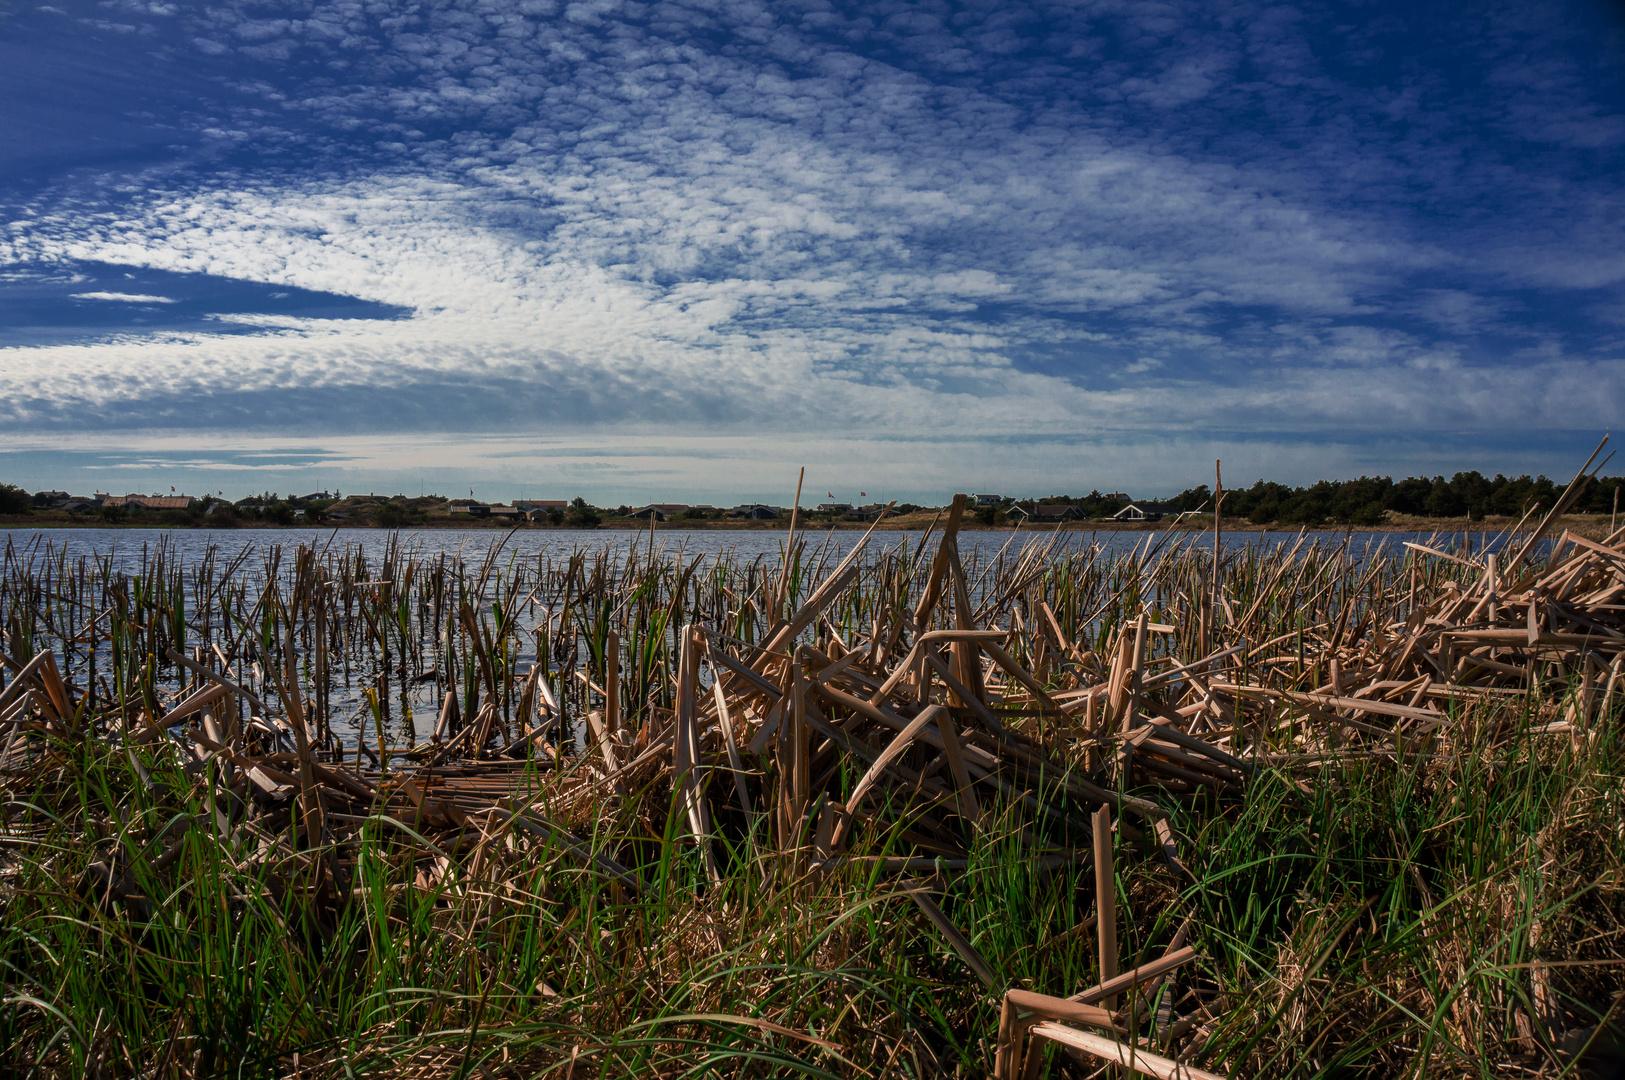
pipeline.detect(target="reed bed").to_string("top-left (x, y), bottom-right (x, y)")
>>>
top-left (2, 464), bottom-right (1624, 1078)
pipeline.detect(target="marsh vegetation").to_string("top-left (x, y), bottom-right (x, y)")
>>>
top-left (1, 475), bottom-right (1623, 1078)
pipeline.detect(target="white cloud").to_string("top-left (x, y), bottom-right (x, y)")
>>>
top-left (69, 291), bottom-right (177, 302)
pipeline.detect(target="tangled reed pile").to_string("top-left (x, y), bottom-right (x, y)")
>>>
top-left (3, 465), bottom-right (1625, 1077)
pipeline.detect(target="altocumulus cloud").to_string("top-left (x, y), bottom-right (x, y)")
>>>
top-left (1, 0), bottom-right (1623, 495)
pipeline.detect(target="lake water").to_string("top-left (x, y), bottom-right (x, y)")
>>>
top-left (0, 522), bottom-right (1531, 753)
top-left (0, 522), bottom-right (1519, 572)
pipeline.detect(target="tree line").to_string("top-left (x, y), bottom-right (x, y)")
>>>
top-left (6, 473), bottom-right (1623, 529)
top-left (1165, 472), bottom-right (1623, 527)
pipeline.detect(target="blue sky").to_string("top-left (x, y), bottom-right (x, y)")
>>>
top-left (1, 0), bottom-right (1623, 503)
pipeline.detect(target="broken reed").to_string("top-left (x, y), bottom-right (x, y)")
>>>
top-left (1, 519), bottom-right (1622, 1078)
top-left (0, 528), bottom-right (1459, 750)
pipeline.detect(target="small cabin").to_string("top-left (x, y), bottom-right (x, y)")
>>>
top-left (1111, 502), bottom-right (1178, 522)
top-left (628, 504), bottom-right (689, 521)
top-left (97, 493), bottom-right (192, 511)
top-left (1010, 504), bottom-right (1082, 523)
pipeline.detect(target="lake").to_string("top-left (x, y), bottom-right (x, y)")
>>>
top-left (0, 522), bottom-right (1515, 573)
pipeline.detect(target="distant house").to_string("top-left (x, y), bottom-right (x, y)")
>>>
top-left (450, 503), bottom-right (490, 517)
top-left (817, 502), bottom-right (853, 514)
top-left (1111, 502), bottom-right (1179, 522)
top-left (848, 504), bottom-right (891, 521)
top-left (34, 491), bottom-right (99, 512)
top-left (296, 491), bottom-right (334, 502)
top-left (971, 493), bottom-right (1003, 507)
top-left (1009, 504), bottom-right (1083, 524)
top-left (486, 505), bottom-right (524, 520)
top-left (96, 493), bottom-right (192, 511)
top-left (729, 504), bottom-right (781, 520)
top-left (514, 500), bottom-right (567, 513)
top-left (628, 504), bottom-right (689, 521)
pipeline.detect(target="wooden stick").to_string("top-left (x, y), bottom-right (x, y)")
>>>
top-left (1000, 989), bottom-right (1121, 1080)
top-left (868, 629), bottom-right (1010, 705)
top-left (1127, 611), bottom-right (1150, 743)
top-left (777, 664), bottom-right (795, 850)
top-left (981, 639), bottom-right (1062, 715)
top-left (583, 710), bottom-right (624, 790)
top-left (280, 624), bottom-right (325, 849)
top-left (38, 653), bottom-right (73, 726)
top-left (164, 647), bottom-right (270, 717)
top-left (760, 501), bottom-right (894, 659)
top-left (934, 707), bottom-right (984, 824)
top-left (0, 652), bottom-right (53, 716)
top-left (774, 466), bottom-right (805, 622)
top-left (128, 682), bottom-right (230, 745)
top-left (1093, 804), bottom-right (1118, 1011)
top-left (946, 536), bottom-right (988, 706)
top-left (914, 493), bottom-right (968, 631)
top-left (705, 653), bottom-right (755, 823)
top-left (923, 651), bottom-right (1008, 736)
top-left (996, 994), bottom-right (1022, 1080)
top-left (605, 627), bottom-right (620, 735)
top-left (1027, 1022), bottom-right (1226, 1080)
top-left (1036, 600), bottom-right (1090, 669)
top-left (793, 650), bottom-right (810, 853)
top-left (1126, 713), bottom-right (1254, 775)
top-left (838, 705), bottom-right (947, 821)
top-left (705, 640), bottom-right (786, 700)
top-left (1069, 945), bottom-right (1198, 1005)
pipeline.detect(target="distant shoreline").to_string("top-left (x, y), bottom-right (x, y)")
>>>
top-left (3, 512), bottom-right (1615, 538)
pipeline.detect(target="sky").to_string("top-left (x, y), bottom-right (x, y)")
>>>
top-left (1, 0), bottom-right (1624, 504)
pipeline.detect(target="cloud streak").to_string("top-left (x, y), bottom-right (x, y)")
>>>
top-left (70, 292), bottom-right (176, 303)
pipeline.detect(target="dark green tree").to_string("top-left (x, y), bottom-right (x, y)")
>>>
top-left (0, 484), bottom-right (31, 515)
top-left (567, 497), bottom-right (601, 527)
